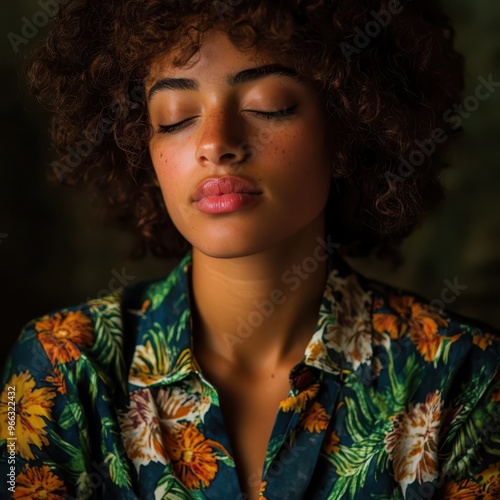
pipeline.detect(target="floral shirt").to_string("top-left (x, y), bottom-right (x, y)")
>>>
top-left (1, 246), bottom-right (500, 500)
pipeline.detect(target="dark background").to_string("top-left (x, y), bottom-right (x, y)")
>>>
top-left (1, 0), bottom-right (500, 371)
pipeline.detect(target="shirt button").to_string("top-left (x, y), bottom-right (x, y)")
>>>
top-left (293, 367), bottom-right (317, 390)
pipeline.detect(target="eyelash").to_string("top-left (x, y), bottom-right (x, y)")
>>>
top-left (157, 104), bottom-right (298, 134)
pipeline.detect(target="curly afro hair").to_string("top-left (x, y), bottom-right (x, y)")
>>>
top-left (26, 0), bottom-right (465, 262)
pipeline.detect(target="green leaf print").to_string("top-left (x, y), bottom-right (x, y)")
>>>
top-left (326, 427), bottom-right (391, 499)
top-left (58, 402), bottom-right (84, 430)
top-left (172, 307), bottom-right (191, 343)
top-left (443, 376), bottom-right (500, 477)
top-left (148, 270), bottom-right (180, 312)
top-left (370, 489), bottom-right (403, 499)
top-left (105, 445), bottom-right (132, 488)
top-left (441, 365), bottom-right (490, 449)
top-left (89, 304), bottom-right (126, 388)
top-left (264, 434), bottom-right (287, 475)
top-left (323, 347), bottom-right (424, 498)
top-left (46, 427), bottom-right (87, 474)
top-left (86, 289), bottom-right (123, 309)
top-left (154, 469), bottom-right (196, 500)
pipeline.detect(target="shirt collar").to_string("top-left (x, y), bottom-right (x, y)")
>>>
top-left (127, 244), bottom-right (375, 389)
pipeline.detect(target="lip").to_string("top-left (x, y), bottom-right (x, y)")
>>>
top-left (192, 176), bottom-right (263, 214)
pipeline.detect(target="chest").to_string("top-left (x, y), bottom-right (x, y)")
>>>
top-left (208, 371), bottom-right (293, 500)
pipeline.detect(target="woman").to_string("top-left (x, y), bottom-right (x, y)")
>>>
top-left (1, 0), bottom-right (499, 499)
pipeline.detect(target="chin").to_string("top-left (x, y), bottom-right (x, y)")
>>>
top-left (190, 232), bottom-right (275, 260)
top-left (192, 243), bottom-right (264, 260)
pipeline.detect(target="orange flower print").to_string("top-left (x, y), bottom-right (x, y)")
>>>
top-left (280, 383), bottom-right (320, 413)
top-left (300, 401), bottom-right (330, 433)
top-left (259, 480), bottom-right (268, 499)
top-left (0, 371), bottom-right (55, 460)
top-left (373, 311), bottom-right (401, 341)
top-left (491, 384), bottom-right (500, 403)
top-left (472, 331), bottom-right (498, 351)
top-left (13, 464), bottom-right (66, 499)
top-left (43, 367), bottom-right (67, 395)
top-left (35, 311), bottom-right (94, 364)
top-left (436, 478), bottom-right (482, 499)
top-left (408, 303), bottom-right (456, 362)
top-left (374, 295), bottom-right (458, 363)
top-left (164, 423), bottom-right (230, 490)
top-left (436, 461), bottom-right (500, 499)
top-left (322, 430), bottom-right (340, 455)
top-left (118, 388), bottom-right (169, 470)
top-left (479, 460), bottom-right (500, 498)
top-left (384, 391), bottom-right (444, 496)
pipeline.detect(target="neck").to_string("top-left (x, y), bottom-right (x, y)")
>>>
top-left (188, 215), bottom-right (335, 376)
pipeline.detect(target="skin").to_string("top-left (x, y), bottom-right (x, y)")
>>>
top-left (146, 29), bottom-right (335, 500)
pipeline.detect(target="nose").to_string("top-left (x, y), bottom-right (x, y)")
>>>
top-left (195, 107), bottom-right (249, 167)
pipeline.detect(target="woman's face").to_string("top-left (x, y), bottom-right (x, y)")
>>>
top-left (146, 29), bottom-right (333, 258)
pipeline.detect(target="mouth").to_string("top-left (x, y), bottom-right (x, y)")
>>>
top-left (191, 175), bottom-right (263, 214)
top-left (192, 176), bottom-right (262, 202)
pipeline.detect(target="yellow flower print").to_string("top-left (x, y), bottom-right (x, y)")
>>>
top-left (13, 464), bottom-right (66, 499)
top-left (35, 311), bottom-right (94, 364)
top-left (300, 401), bottom-right (330, 433)
top-left (164, 423), bottom-right (230, 490)
top-left (279, 383), bottom-right (320, 413)
top-left (129, 340), bottom-right (171, 386)
top-left (0, 371), bottom-right (55, 460)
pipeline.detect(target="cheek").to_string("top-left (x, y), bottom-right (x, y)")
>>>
top-left (150, 146), bottom-right (182, 201)
top-left (266, 125), bottom-right (331, 191)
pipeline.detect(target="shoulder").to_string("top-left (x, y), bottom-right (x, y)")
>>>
top-left (363, 274), bottom-right (500, 364)
top-left (362, 274), bottom-right (500, 428)
top-left (358, 276), bottom-right (500, 486)
top-left (2, 277), bottom-right (162, 390)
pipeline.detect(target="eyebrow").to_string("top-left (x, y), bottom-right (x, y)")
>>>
top-left (147, 64), bottom-right (305, 101)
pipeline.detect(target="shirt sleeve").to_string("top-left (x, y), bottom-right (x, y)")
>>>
top-left (434, 361), bottom-right (500, 498)
top-left (0, 319), bottom-right (99, 500)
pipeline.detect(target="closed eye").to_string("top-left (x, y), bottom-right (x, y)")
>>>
top-left (247, 104), bottom-right (298, 119)
top-left (157, 104), bottom-right (298, 134)
top-left (158, 118), bottom-right (195, 134)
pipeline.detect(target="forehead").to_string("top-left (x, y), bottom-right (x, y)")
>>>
top-left (145, 29), bottom-right (281, 88)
